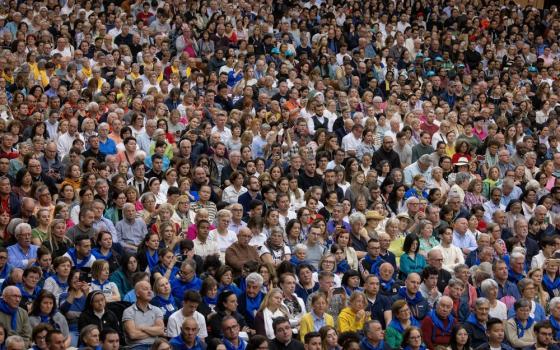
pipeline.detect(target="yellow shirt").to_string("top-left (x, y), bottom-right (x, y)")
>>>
top-left (337, 307), bottom-right (370, 333)
top-left (299, 312), bottom-right (334, 341)
top-left (389, 236), bottom-right (405, 266)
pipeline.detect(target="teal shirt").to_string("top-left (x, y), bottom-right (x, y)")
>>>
top-left (399, 253), bottom-right (427, 277)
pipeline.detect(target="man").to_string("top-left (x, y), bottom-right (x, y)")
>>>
top-left (123, 280), bottom-right (165, 348)
top-left (146, 153), bottom-right (165, 180)
top-left (27, 158), bottom-right (57, 195)
top-left (227, 204), bottom-right (246, 234)
top-left (97, 122), bottom-right (117, 156)
top-left (167, 291), bottom-right (207, 340)
top-left (221, 316), bottom-right (248, 350)
top-left (433, 226), bottom-right (465, 272)
top-left (421, 296), bottom-right (457, 349)
top-left (237, 273), bottom-right (265, 329)
top-left (392, 273), bottom-right (430, 320)
top-left (66, 206), bottom-right (96, 242)
top-left (128, 161), bottom-right (149, 194)
top-left (411, 131), bottom-right (434, 163)
top-left (492, 259), bottom-right (522, 300)
top-left (533, 205), bottom-right (555, 241)
top-left (304, 332), bottom-right (322, 350)
top-left (513, 218), bottom-right (539, 263)
top-left (361, 320), bottom-right (392, 350)
top-left (451, 217), bottom-right (477, 256)
top-left (0, 286), bottom-right (31, 343)
top-left (225, 227), bottom-right (259, 276)
top-left (5, 335), bottom-right (25, 350)
top-left (82, 134), bottom-right (106, 162)
top-left (261, 184), bottom-right (277, 213)
top-left (530, 321), bottom-right (560, 350)
top-left (92, 199), bottom-right (118, 240)
top-left (475, 317), bottom-right (513, 350)
top-left (483, 188), bottom-right (506, 223)
top-left (193, 220), bottom-right (219, 260)
top-left (427, 250), bottom-right (452, 293)
top-left (403, 154), bottom-right (433, 187)
top-left (101, 329), bottom-right (120, 350)
top-left (326, 204), bottom-right (351, 235)
top-left (298, 160), bottom-right (322, 192)
top-left (277, 194), bottom-right (296, 230)
top-left (116, 203), bottom-right (148, 253)
top-left (341, 123), bottom-right (364, 157)
top-left (269, 316), bottom-right (305, 350)
top-left (56, 118), bottom-right (83, 158)
top-left (419, 266), bottom-right (442, 308)
top-left (363, 275), bottom-right (392, 329)
top-left (372, 136), bottom-right (401, 170)
top-left (137, 119), bottom-right (157, 155)
top-left (466, 234), bottom-right (492, 267)
top-left (377, 262), bottom-right (401, 297)
top-left (359, 239), bottom-right (384, 280)
top-left (238, 176), bottom-right (262, 216)
top-left (378, 233), bottom-right (397, 270)
top-left (464, 298), bottom-right (490, 348)
top-left (62, 234), bottom-right (96, 271)
top-left (508, 252), bottom-right (527, 284)
top-left (46, 330), bottom-right (65, 350)
top-left (306, 223), bottom-right (327, 269)
top-left (169, 318), bottom-right (206, 350)
top-left (171, 260), bottom-right (202, 305)
top-left (39, 142), bottom-right (64, 182)
top-left (7, 223), bottom-right (38, 270)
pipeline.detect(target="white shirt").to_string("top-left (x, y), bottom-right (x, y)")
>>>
top-left (432, 244), bottom-right (465, 273)
top-left (211, 126), bottom-right (232, 144)
top-left (489, 300), bottom-right (508, 321)
top-left (167, 310), bottom-right (207, 339)
top-left (193, 238), bottom-right (220, 260)
top-left (209, 229), bottom-right (238, 262)
top-left (57, 132), bottom-right (84, 158)
top-left (341, 132), bottom-right (361, 152)
top-left (222, 185), bottom-right (248, 204)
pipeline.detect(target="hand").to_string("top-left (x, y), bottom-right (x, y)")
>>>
top-left (355, 309), bottom-right (365, 321)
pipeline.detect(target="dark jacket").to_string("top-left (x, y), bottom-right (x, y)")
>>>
top-left (77, 291), bottom-right (122, 337)
top-left (207, 310), bottom-right (246, 340)
top-left (474, 343), bottom-right (513, 350)
top-left (269, 338), bottom-right (305, 350)
top-left (464, 314), bottom-right (488, 349)
top-left (391, 288), bottom-right (431, 320)
top-left (372, 147), bottom-right (401, 170)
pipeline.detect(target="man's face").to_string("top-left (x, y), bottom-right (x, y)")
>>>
top-left (325, 172), bottom-right (335, 185)
top-left (428, 252), bottom-right (443, 269)
top-left (487, 323), bottom-right (505, 344)
top-left (222, 319), bottom-right (240, 341)
top-left (537, 327), bottom-right (554, 346)
top-left (0, 178), bottom-right (10, 195)
top-left (3, 289), bottom-right (22, 309)
top-left (153, 158), bottom-right (163, 171)
top-left (77, 239), bottom-right (92, 257)
top-left (182, 320), bottom-right (198, 344)
top-left (305, 336), bottom-right (322, 350)
top-left (437, 298), bottom-right (453, 318)
top-left (405, 275), bottom-right (420, 294)
top-left (367, 242), bottom-right (380, 258)
top-left (48, 334), bottom-right (66, 350)
top-left (476, 303), bottom-right (490, 322)
top-left (124, 206), bottom-right (136, 220)
top-left (274, 321), bottom-right (293, 343)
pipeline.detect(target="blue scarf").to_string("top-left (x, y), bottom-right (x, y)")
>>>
top-left (550, 316), bottom-right (560, 340)
top-left (360, 338), bottom-right (385, 350)
top-left (429, 309), bottom-right (454, 336)
top-left (0, 265), bottom-right (10, 280)
top-left (16, 283), bottom-right (39, 301)
top-left (364, 254), bottom-right (383, 275)
top-left (543, 274), bottom-right (560, 293)
top-left (222, 337), bottom-right (247, 350)
top-left (245, 292), bottom-right (264, 321)
top-left (39, 314), bottom-right (51, 324)
top-left (388, 318), bottom-right (420, 333)
top-left (170, 335), bottom-right (204, 350)
top-left (67, 248), bottom-right (91, 269)
top-left (52, 275), bottom-right (69, 290)
top-left (219, 283), bottom-right (242, 297)
top-left (397, 287), bottom-right (424, 305)
top-left (146, 250), bottom-right (159, 271)
top-left (508, 267), bottom-right (525, 284)
top-left (403, 346), bottom-right (427, 350)
top-left (515, 317), bottom-right (535, 338)
top-left (289, 255), bottom-right (309, 268)
top-left (336, 259), bottom-right (351, 274)
top-left (91, 248), bottom-right (112, 260)
top-left (343, 286), bottom-right (363, 297)
top-left (466, 313), bottom-right (486, 333)
top-left (379, 277), bottom-right (395, 293)
top-left (92, 279), bottom-right (110, 291)
top-left (203, 296), bottom-right (218, 306)
top-left (0, 299), bottom-right (17, 330)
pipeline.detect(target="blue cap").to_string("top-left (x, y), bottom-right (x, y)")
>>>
top-left (457, 63), bottom-right (465, 68)
top-left (285, 50), bottom-right (294, 57)
top-left (528, 66), bottom-right (538, 73)
top-left (423, 57), bottom-right (431, 63)
top-left (416, 53), bottom-right (424, 58)
top-left (426, 71), bottom-right (436, 77)
top-left (435, 56), bottom-right (444, 62)
top-left (271, 47), bottom-right (280, 54)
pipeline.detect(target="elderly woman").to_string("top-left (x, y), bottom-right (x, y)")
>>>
top-left (384, 217), bottom-right (405, 264)
top-left (209, 209), bottom-right (238, 261)
top-left (337, 291), bottom-right (370, 333)
top-left (509, 278), bottom-right (546, 321)
top-left (348, 212), bottom-right (369, 259)
top-left (480, 279), bottom-right (507, 320)
top-left (505, 299), bottom-right (536, 349)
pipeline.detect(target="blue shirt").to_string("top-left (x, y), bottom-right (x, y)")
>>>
top-left (311, 311), bottom-right (326, 331)
top-left (98, 138), bottom-right (117, 155)
top-left (7, 243), bottom-right (39, 269)
top-left (452, 231), bottom-right (478, 253)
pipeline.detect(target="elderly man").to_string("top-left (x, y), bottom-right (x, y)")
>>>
top-left (513, 218), bottom-right (539, 263)
top-left (167, 291), bottom-right (207, 340)
top-left (452, 218), bottom-right (477, 255)
top-left (7, 223), bottom-right (38, 269)
top-left (116, 203), bottom-right (148, 253)
top-left (508, 251), bottom-right (527, 284)
top-left (169, 318), bottom-right (205, 350)
top-left (225, 227), bottom-right (259, 277)
top-left (237, 273), bottom-right (265, 329)
top-left (171, 260), bottom-right (202, 306)
top-left (465, 233), bottom-right (492, 267)
top-left (534, 205), bottom-right (555, 240)
top-left (464, 298), bottom-right (490, 348)
top-left (5, 335), bottom-right (25, 350)
top-left (97, 122), bottom-right (117, 155)
top-left (500, 178), bottom-right (523, 207)
top-left (403, 154), bottom-right (433, 187)
top-left (0, 286), bottom-right (31, 344)
top-left (392, 273), bottom-right (431, 320)
top-left (427, 250), bottom-right (452, 293)
top-left (549, 297), bottom-right (560, 341)
top-left (123, 280), bottom-right (164, 349)
top-left (421, 296), bottom-right (457, 349)
top-left (361, 320), bottom-right (392, 350)
top-left (39, 142), bottom-right (64, 181)
top-left (56, 118), bottom-right (83, 158)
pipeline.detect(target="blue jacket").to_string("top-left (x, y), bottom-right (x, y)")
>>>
top-left (170, 336), bottom-right (206, 350)
top-left (392, 287), bottom-right (431, 320)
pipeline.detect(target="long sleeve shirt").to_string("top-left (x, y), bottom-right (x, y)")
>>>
top-left (432, 244), bottom-right (465, 273)
top-left (7, 243), bottom-right (39, 269)
top-left (115, 218), bottom-right (148, 250)
top-left (452, 231), bottom-right (478, 254)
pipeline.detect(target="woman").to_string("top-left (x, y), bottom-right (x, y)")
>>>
top-left (505, 299), bottom-right (536, 349)
top-left (90, 260), bottom-right (121, 302)
top-left (285, 219), bottom-right (303, 251)
top-left (514, 278), bottom-right (546, 321)
top-left (430, 167), bottom-right (451, 194)
top-left (480, 279), bottom-right (507, 321)
top-left (385, 217), bottom-right (406, 264)
top-left (482, 166), bottom-right (502, 199)
top-left (341, 270), bottom-right (363, 298)
top-left (104, 191), bottom-right (127, 225)
top-left (185, 208), bottom-right (215, 240)
top-left (222, 171), bottom-right (248, 204)
top-left (300, 293), bottom-right (334, 341)
top-left (78, 325), bottom-right (100, 349)
top-left (30, 323), bottom-right (53, 350)
top-left (136, 231), bottom-right (161, 273)
top-left (385, 300), bottom-right (421, 349)
top-left (70, 187), bottom-right (95, 224)
top-left (29, 290), bottom-right (70, 347)
top-left (333, 230), bottom-right (359, 271)
top-left (387, 183), bottom-right (407, 216)
top-left (259, 226), bottom-right (291, 267)
top-left (344, 172), bottom-right (370, 207)
top-left (448, 325), bottom-right (471, 350)
top-left (337, 291), bottom-right (369, 333)
top-left (77, 290), bottom-right (121, 336)
top-left (207, 290), bottom-right (248, 339)
top-left (208, 209), bottom-right (238, 260)
top-left (43, 256), bottom-right (72, 302)
top-left (247, 335), bottom-right (268, 350)
top-left (59, 269), bottom-right (88, 347)
top-left (464, 179), bottom-right (485, 210)
top-left (417, 220), bottom-right (438, 257)
top-left (528, 268), bottom-right (549, 306)
top-left (147, 177), bottom-right (166, 205)
top-left (150, 276), bottom-right (177, 324)
top-left (32, 208), bottom-right (51, 245)
top-left (399, 233), bottom-right (426, 278)
top-left (541, 160), bottom-right (556, 190)
top-left (34, 185), bottom-right (55, 218)
top-left (279, 273), bottom-right (306, 331)
top-left (152, 248), bottom-right (179, 281)
top-left (521, 190), bottom-right (538, 223)
top-left (319, 325), bottom-right (340, 350)
top-left (13, 168), bottom-right (33, 198)
top-left (160, 168), bottom-right (178, 199)
top-left (255, 288), bottom-right (290, 339)
top-left (401, 327), bottom-right (426, 350)
top-left (404, 175), bottom-right (429, 200)
top-left (542, 259), bottom-right (560, 298)
top-left (109, 254), bottom-right (139, 298)
top-left (216, 265), bottom-right (242, 297)
top-left (91, 231), bottom-right (120, 272)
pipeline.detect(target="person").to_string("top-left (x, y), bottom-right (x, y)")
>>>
top-left (208, 290), bottom-right (248, 340)
top-left (299, 293), bottom-right (334, 341)
top-left (400, 326), bottom-right (426, 350)
top-left (116, 203), bottom-right (149, 253)
top-left (237, 273), bottom-right (266, 331)
top-left (5, 335), bottom-right (25, 350)
top-left (167, 290), bottom-right (207, 341)
top-left (221, 316), bottom-right (248, 350)
top-left (392, 273), bottom-right (431, 321)
top-left (7, 223), bottom-right (38, 270)
top-left (0, 286), bottom-right (31, 344)
top-left (169, 318), bottom-right (206, 350)
top-left (385, 299), bottom-right (421, 349)
top-left (474, 317), bottom-right (512, 350)
top-left (363, 274), bottom-right (392, 329)
top-left (225, 227), bottom-right (260, 277)
top-left (269, 316), bottom-right (305, 350)
top-left (399, 234), bottom-right (426, 278)
top-left (101, 328), bottom-right (120, 350)
top-left (28, 291), bottom-right (70, 347)
top-left (360, 320), bottom-right (392, 350)
top-left (77, 290), bottom-right (121, 338)
top-left (426, 250), bottom-right (452, 293)
top-left (420, 296), bottom-right (457, 350)
top-left (79, 325), bottom-right (101, 349)
top-left (464, 298), bottom-right (490, 348)
top-left (45, 329), bottom-right (66, 350)
top-left (480, 279), bottom-right (507, 321)
top-left (90, 259), bottom-right (121, 302)
top-left (170, 260), bottom-right (202, 306)
top-left (122, 280), bottom-right (165, 349)
top-left (432, 227), bottom-right (465, 273)
top-left (505, 299), bottom-right (536, 349)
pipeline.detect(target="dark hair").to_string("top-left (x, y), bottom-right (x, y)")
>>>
top-left (402, 326), bottom-right (422, 346)
top-left (272, 316), bottom-right (291, 333)
top-left (247, 335), bottom-right (268, 350)
top-left (216, 290), bottom-right (236, 312)
top-left (534, 320), bottom-right (554, 334)
top-left (403, 233), bottom-right (420, 254)
top-left (341, 269), bottom-right (360, 287)
top-left (304, 331), bottom-right (321, 344)
top-left (100, 328), bottom-right (119, 343)
top-left (31, 290), bottom-right (57, 317)
top-left (449, 325), bottom-right (471, 350)
top-left (486, 317), bottom-right (504, 330)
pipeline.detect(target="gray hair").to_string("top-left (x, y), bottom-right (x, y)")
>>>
top-left (550, 297), bottom-right (560, 311)
top-left (216, 209), bottom-right (232, 219)
top-left (5, 335), bottom-right (24, 348)
top-left (511, 251), bottom-right (526, 261)
top-left (447, 278), bottom-right (464, 289)
top-left (245, 272), bottom-right (264, 287)
top-left (455, 172), bottom-right (470, 184)
top-left (514, 298), bottom-right (531, 310)
top-left (475, 297), bottom-right (490, 308)
top-left (517, 278), bottom-right (535, 294)
top-left (453, 264), bottom-right (469, 275)
top-left (480, 278), bottom-right (498, 296)
top-left (14, 222), bottom-right (31, 237)
top-left (122, 202), bottom-right (135, 211)
top-left (294, 243), bottom-right (307, 254)
top-left (349, 212), bottom-right (366, 225)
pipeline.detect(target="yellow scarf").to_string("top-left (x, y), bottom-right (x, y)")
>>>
top-left (82, 66), bottom-right (92, 79)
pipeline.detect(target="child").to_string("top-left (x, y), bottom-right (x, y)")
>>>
top-left (331, 243), bottom-right (350, 274)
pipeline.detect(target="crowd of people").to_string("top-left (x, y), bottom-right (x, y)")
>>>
top-left (0, 0), bottom-right (559, 350)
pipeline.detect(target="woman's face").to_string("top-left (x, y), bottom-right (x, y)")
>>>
top-left (270, 292), bottom-right (283, 308)
top-left (407, 329), bottom-right (422, 348)
top-left (225, 294), bottom-right (238, 311)
top-left (92, 293), bottom-right (105, 312)
top-left (157, 278), bottom-right (171, 296)
top-left (221, 270), bottom-right (233, 285)
top-left (99, 263), bottom-right (110, 281)
top-left (147, 234), bottom-right (160, 250)
top-left (326, 329), bottom-right (338, 347)
top-left (40, 297), bottom-right (54, 314)
top-left (522, 283), bottom-right (536, 299)
top-left (517, 306), bottom-right (531, 321)
top-left (312, 297), bottom-right (327, 315)
top-left (127, 257), bottom-right (138, 272)
top-left (350, 295), bottom-right (365, 311)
